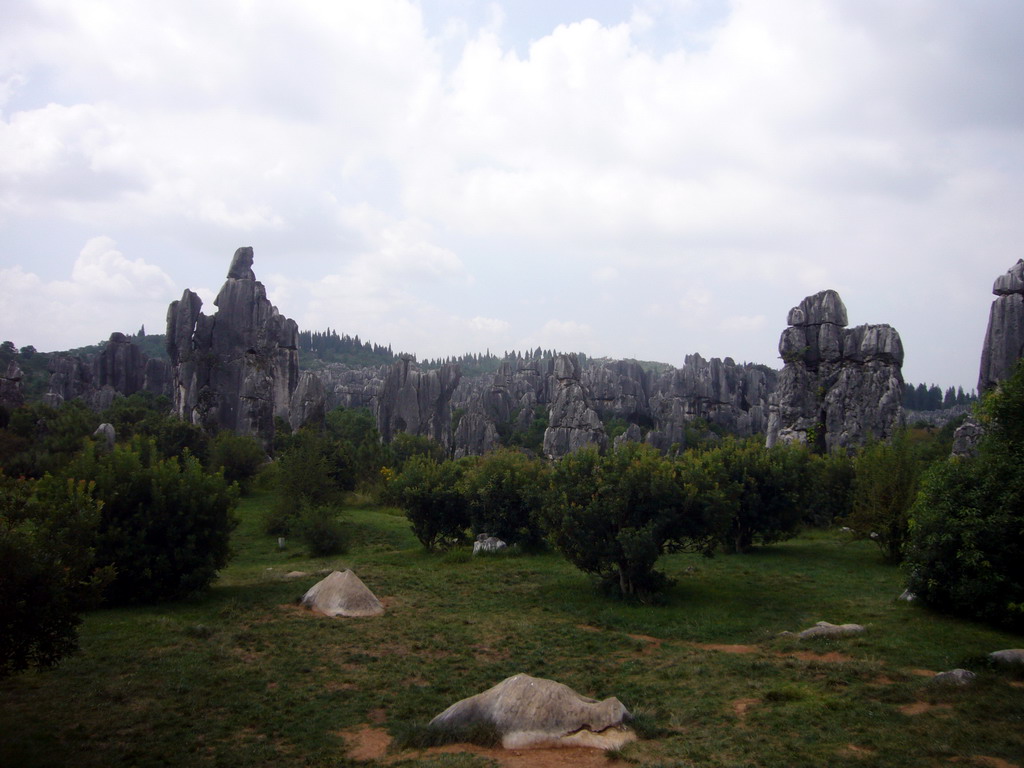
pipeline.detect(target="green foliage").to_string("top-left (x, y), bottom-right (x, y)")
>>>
top-left (461, 448), bottom-right (548, 548)
top-left (297, 505), bottom-right (349, 557)
top-left (267, 429), bottom-right (339, 534)
top-left (905, 361), bottom-right (1024, 628)
top-left (63, 437), bottom-right (238, 604)
top-left (695, 438), bottom-right (809, 553)
top-left (206, 430), bottom-right (266, 492)
top-left (801, 450), bottom-right (854, 526)
top-left (389, 431), bottom-right (446, 469)
top-left (324, 406), bottom-right (390, 491)
top-left (540, 443), bottom-right (716, 599)
top-left (0, 401), bottom-right (97, 478)
top-left (0, 474), bottom-right (111, 676)
top-left (389, 455), bottom-right (470, 551)
top-left (506, 405), bottom-right (548, 454)
top-left (844, 431), bottom-right (923, 563)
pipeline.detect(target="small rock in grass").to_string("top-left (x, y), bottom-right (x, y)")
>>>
top-left (989, 649), bottom-right (1024, 665)
top-left (796, 621), bottom-right (865, 639)
top-left (897, 589), bottom-right (917, 602)
top-left (930, 669), bottom-right (976, 686)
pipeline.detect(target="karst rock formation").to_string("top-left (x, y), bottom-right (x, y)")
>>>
top-left (43, 332), bottom-right (171, 410)
top-left (766, 289), bottom-right (904, 452)
top-left (979, 259), bottom-right (1024, 393)
top-left (375, 355), bottom-right (462, 451)
top-left (166, 247), bottom-right (300, 447)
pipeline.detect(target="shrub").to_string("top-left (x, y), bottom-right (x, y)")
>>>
top-left (462, 448), bottom-right (548, 549)
top-left (695, 439), bottom-right (809, 553)
top-left (298, 505), bottom-right (349, 557)
top-left (904, 362), bottom-right (1024, 628)
top-left (540, 443), bottom-right (716, 599)
top-left (63, 437), bottom-right (238, 604)
top-left (206, 430), bottom-right (266, 492)
top-left (267, 429), bottom-right (338, 534)
top-left (904, 452), bottom-right (1024, 629)
top-left (844, 431), bottom-right (922, 563)
top-left (389, 455), bottom-right (470, 551)
top-left (0, 474), bottom-right (112, 676)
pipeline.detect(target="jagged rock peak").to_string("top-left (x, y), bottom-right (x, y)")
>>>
top-left (980, 259), bottom-right (1024, 392)
top-left (787, 289), bottom-right (848, 327)
top-left (993, 259), bottom-right (1024, 296)
top-left (227, 246), bottom-right (256, 280)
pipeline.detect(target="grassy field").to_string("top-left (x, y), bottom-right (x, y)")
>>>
top-left (2, 490), bottom-right (1023, 767)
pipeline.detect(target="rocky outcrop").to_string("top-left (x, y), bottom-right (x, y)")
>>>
top-left (1, 360), bottom-right (25, 410)
top-left (166, 247), bottom-right (300, 446)
top-left (543, 354), bottom-right (608, 459)
top-left (766, 290), bottom-right (904, 452)
top-left (979, 260), bottom-right (1024, 392)
top-left (288, 371), bottom-right (326, 431)
top-left (645, 354), bottom-right (774, 450)
top-left (429, 673), bottom-right (635, 751)
top-left (376, 356), bottom-right (461, 451)
top-left (300, 570), bottom-right (384, 618)
top-left (317, 364), bottom-right (385, 412)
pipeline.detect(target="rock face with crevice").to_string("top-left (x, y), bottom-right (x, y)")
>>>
top-left (766, 290), bottom-right (904, 452)
top-left (0, 360), bottom-right (24, 410)
top-left (543, 354), bottom-right (608, 459)
top-left (43, 333), bottom-right (170, 409)
top-left (979, 259), bottom-right (1024, 393)
top-left (376, 356), bottom-right (461, 451)
top-left (166, 247), bottom-right (299, 447)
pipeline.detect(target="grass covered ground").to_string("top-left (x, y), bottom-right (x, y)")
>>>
top-left (2, 490), bottom-right (1023, 767)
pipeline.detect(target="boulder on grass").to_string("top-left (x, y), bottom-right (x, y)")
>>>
top-left (989, 649), bottom-right (1024, 665)
top-left (429, 673), bottom-right (636, 750)
top-left (796, 621), bottom-right (865, 639)
top-left (473, 534), bottom-right (507, 555)
top-left (931, 669), bottom-right (977, 686)
top-left (300, 570), bottom-right (384, 617)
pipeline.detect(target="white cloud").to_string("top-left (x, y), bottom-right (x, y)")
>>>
top-left (0, 237), bottom-right (177, 349)
top-left (470, 316), bottom-right (510, 333)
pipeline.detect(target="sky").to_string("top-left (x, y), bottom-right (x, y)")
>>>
top-left (2, 1), bottom-right (1023, 391)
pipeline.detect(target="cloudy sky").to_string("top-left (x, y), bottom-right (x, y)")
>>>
top-left (2, 0), bottom-right (1023, 390)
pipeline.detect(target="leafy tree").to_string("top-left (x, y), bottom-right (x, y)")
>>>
top-left (802, 450), bottom-right (855, 527)
top-left (540, 443), bottom-right (716, 599)
top-left (388, 456), bottom-right (470, 551)
top-left (843, 432), bottom-right (923, 563)
top-left (298, 505), bottom-right (349, 557)
top-left (462, 448), bottom-right (548, 548)
top-left (0, 401), bottom-right (97, 478)
top-left (266, 428), bottom-right (339, 534)
top-left (63, 437), bottom-right (238, 604)
top-left (904, 361), bottom-right (1024, 628)
top-left (206, 430), bottom-right (266, 492)
top-left (696, 439), bottom-right (809, 553)
top-left (0, 474), bottom-right (112, 676)
top-left (389, 432), bottom-right (446, 469)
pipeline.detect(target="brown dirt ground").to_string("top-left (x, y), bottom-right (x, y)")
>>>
top-left (948, 757), bottom-right (1020, 768)
top-left (899, 701), bottom-right (954, 716)
top-left (338, 725), bottom-right (630, 767)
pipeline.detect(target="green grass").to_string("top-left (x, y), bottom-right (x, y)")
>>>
top-left (2, 495), bottom-right (1023, 767)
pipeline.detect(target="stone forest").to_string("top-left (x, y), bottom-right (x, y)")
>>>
top-left (2, 248), bottom-right (1023, 768)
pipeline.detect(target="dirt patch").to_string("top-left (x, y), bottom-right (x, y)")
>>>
top-left (909, 668), bottom-right (937, 677)
top-left (785, 650), bottom-right (853, 662)
top-left (840, 744), bottom-right (877, 757)
top-left (578, 624), bottom-right (602, 633)
top-left (731, 697), bottom-right (759, 719)
top-left (340, 725), bottom-right (391, 761)
top-left (948, 757), bottom-right (1020, 768)
top-left (368, 708), bottom-right (387, 724)
top-left (870, 675), bottom-right (895, 685)
top-left (698, 643), bottom-right (759, 654)
top-left (899, 701), bottom-right (954, 716)
top-left (340, 725), bottom-right (631, 767)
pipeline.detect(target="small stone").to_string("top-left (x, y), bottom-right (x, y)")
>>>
top-left (931, 669), bottom-right (976, 686)
top-left (796, 621), bottom-right (865, 639)
top-left (989, 649), bottom-right (1024, 665)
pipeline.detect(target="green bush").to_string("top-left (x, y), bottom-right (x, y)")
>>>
top-left (0, 474), bottom-right (112, 676)
top-left (844, 431), bottom-right (923, 563)
top-left (904, 451), bottom-right (1024, 629)
top-left (904, 362), bottom-right (1024, 628)
top-left (462, 448), bottom-right (548, 549)
top-left (540, 443), bottom-right (717, 599)
top-left (63, 437), bottom-right (238, 605)
top-left (267, 429), bottom-right (339, 534)
top-left (298, 505), bottom-right (349, 557)
top-left (388, 455), bottom-right (470, 551)
top-left (206, 430), bottom-right (266, 492)
top-left (694, 439), bottom-right (809, 553)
